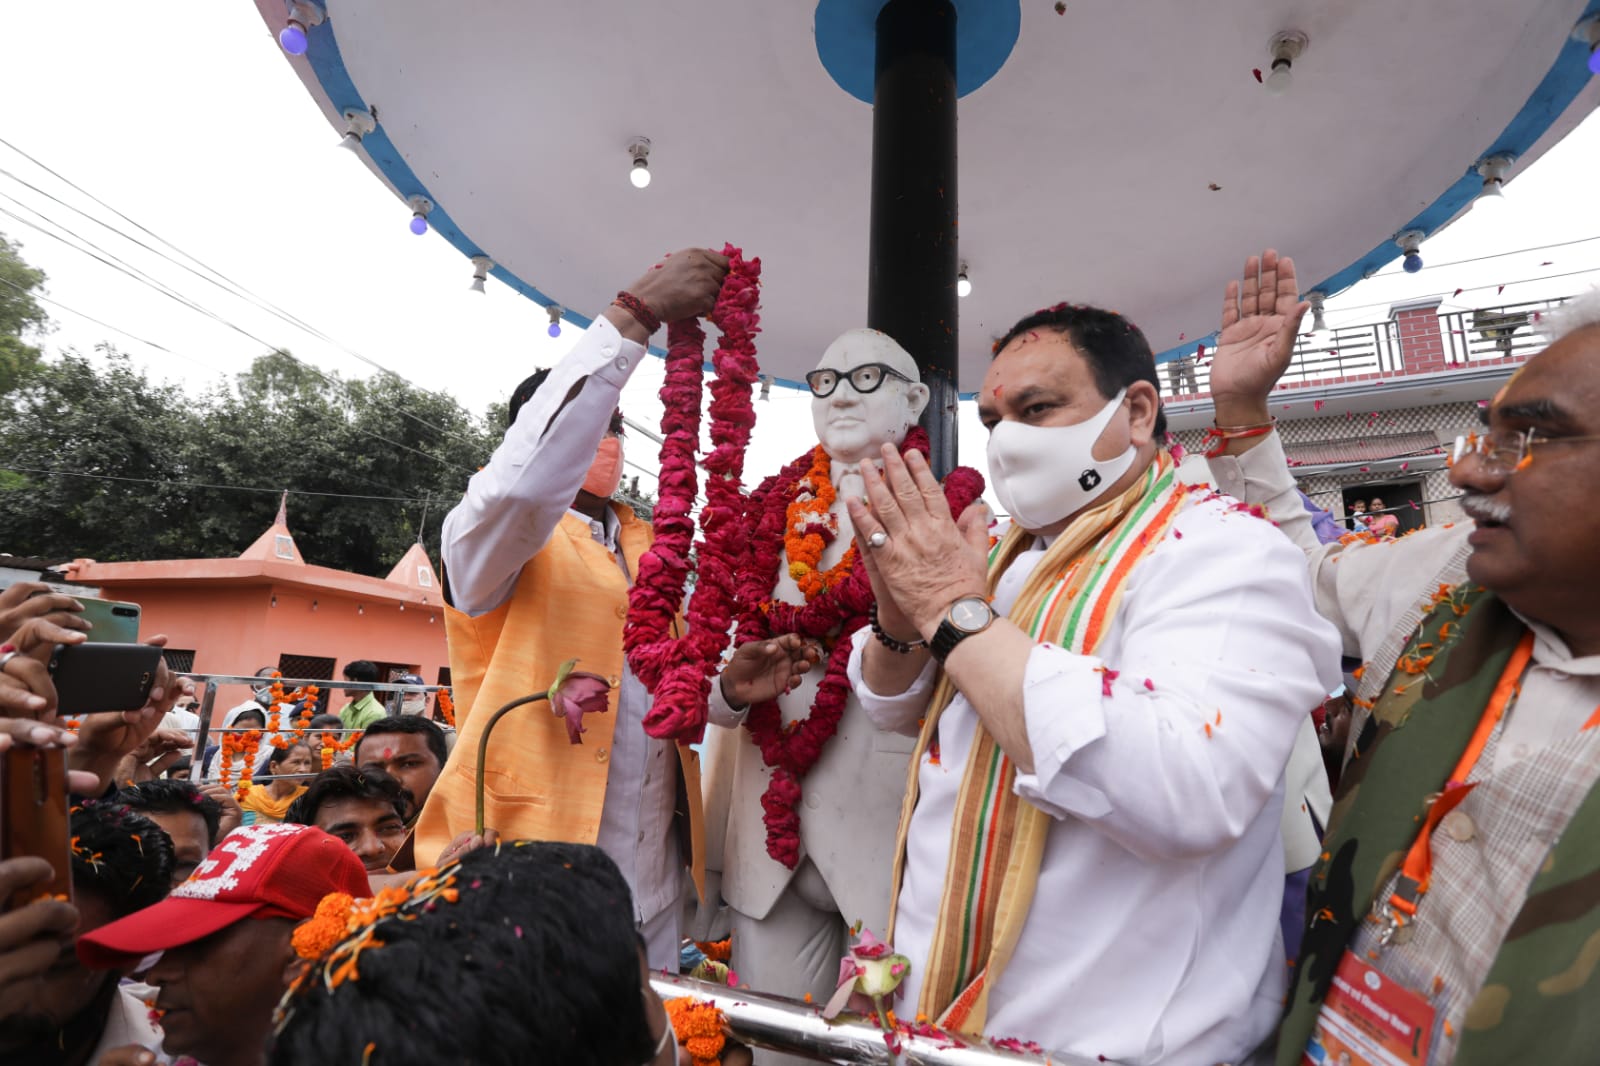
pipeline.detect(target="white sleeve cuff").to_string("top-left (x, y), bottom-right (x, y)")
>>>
top-left (706, 669), bottom-right (751, 728)
top-left (845, 627), bottom-right (937, 735)
top-left (1012, 645), bottom-right (1112, 819)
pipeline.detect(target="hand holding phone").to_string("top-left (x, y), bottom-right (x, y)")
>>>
top-left (47, 642), bottom-right (163, 715)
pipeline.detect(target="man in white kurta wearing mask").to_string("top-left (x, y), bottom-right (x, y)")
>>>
top-left (705, 329), bottom-right (933, 1033)
top-left (844, 297), bottom-right (1342, 1064)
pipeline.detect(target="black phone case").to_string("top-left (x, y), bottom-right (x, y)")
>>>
top-left (47, 642), bottom-right (163, 715)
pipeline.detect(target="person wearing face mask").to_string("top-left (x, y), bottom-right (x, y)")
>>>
top-left (411, 248), bottom-right (729, 971)
top-left (844, 290), bottom-right (1342, 1063)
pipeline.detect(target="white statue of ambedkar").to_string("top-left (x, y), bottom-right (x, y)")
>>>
top-left (702, 329), bottom-right (931, 1035)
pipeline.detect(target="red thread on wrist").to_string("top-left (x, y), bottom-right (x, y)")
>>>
top-left (613, 291), bottom-right (662, 335)
top-left (1200, 419), bottom-right (1276, 458)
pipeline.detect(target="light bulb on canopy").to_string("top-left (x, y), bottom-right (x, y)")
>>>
top-left (469, 255), bottom-right (493, 294)
top-left (1472, 153), bottom-right (1514, 215)
top-left (277, 2), bottom-right (323, 56)
top-left (1396, 229), bottom-right (1426, 274)
top-left (1576, 16), bottom-right (1600, 76)
top-left (1307, 291), bottom-right (1327, 336)
top-left (407, 195), bottom-right (433, 236)
top-left (956, 264), bottom-right (972, 299)
top-left (547, 305), bottom-right (563, 338)
top-left (1264, 30), bottom-right (1308, 95)
top-left (338, 107), bottom-right (377, 153)
top-left (628, 137), bottom-right (652, 189)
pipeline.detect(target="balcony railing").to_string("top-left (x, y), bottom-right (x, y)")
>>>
top-left (1161, 295), bottom-right (1571, 401)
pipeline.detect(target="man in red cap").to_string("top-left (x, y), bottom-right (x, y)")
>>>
top-left (79, 822), bottom-right (370, 1066)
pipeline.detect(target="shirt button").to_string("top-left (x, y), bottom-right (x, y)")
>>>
top-left (804, 792), bottom-right (821, 810)
top-left (1441, 810), bottom-right (1475, 842)
top-left (614, 356), bottom-right (630, 371)
top-left (596, 746), bottom-right (609, 764)
top-left (615, 606), bottom-right (627, 619)
top-left (601, 343), bottom-right (618, 357)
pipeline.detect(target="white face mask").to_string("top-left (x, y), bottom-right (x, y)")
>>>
top-left (986, 389), bottom-right (1133, 531)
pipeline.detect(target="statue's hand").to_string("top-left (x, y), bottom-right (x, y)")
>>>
top-left (720, 634), bottom-right (821, 710)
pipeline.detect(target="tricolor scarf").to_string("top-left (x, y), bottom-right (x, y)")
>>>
top-left (1278, 587), bottom-right (1600, 1064)
top-left (887, 455), bottom-right (1188, 1033)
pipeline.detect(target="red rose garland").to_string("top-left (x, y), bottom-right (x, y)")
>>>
top-left (626, 245), bottom-right (762, 743)
top-left (734, 429), bottom-right (984, 867)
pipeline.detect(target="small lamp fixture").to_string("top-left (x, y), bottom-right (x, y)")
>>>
top-left (358, 604), bottom-right (365, 616)
top-left (547, 305), bottom-right (563, 338)
top-left (1473, 154), bottom-right (1514, 214)
top-left (956, 264), bottom-right (973, 299)
top-left (338, 107), bottom-right (377, 152)
top-left (1307, 290), bottom-right (1327, 334)
top-left (311, 599), bottom-right (319, 612)
top-left (1396, 230), bottom-right (1425, 274)
top-left (407, 195), bottom-right (433, 236)
top-left (628, 137), bottom-right (652, 189)
top-left (469, 255), bottom-right (493, 294)
top-left (1575, 15), bottom-right (1600, 76)
top-left (1264, 30), bottom-right (1309, 95)
top-left (278, 1), bottom-right (324, 55)
top-left (758, 373), bottom-right (772, 401)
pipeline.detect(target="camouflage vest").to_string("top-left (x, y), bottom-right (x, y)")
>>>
top-left (1277, 586), bottom-right (1600, 1064)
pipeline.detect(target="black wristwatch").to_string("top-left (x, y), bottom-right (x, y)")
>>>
top-left (929, 595), bottom-right (998, 663)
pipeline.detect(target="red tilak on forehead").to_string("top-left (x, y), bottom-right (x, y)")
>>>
top-left (380, 746), bottom-right (394, 761)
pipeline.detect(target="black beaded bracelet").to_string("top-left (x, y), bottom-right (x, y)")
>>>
top-left (870, 602), bottom-right (927, 654)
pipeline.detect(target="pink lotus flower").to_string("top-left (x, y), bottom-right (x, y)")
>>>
top-left (547, 659), bottom-right (612, 745)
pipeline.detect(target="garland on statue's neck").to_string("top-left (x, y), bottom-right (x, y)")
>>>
top-left (734, 430), bottom-right (983, 868)
top-left (625, 245), bottom-right (763, 742)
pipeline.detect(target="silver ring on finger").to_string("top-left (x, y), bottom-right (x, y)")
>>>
top-left (0, 650), bottom-right (18, 673)
top-left (868, 530), bottom-right (889, 549)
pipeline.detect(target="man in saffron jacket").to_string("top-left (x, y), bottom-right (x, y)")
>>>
top-left (413, 248), bottom-right (727, 969)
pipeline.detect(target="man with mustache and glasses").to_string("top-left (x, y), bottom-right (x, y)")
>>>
top-left (1206, 258), bottom-right (1600, 1065)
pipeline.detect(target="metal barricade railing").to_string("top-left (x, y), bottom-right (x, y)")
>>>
top-left (175, 673), bottom-right (450, 784)
top-left (648, 974), bottom-right (1105, 1066)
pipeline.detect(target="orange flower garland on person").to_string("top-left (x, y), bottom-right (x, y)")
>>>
top-left (785, 446), bottom-right (857, 600)
top-left (435, 688), bottom-right (456, 728)
top-left (664, 998), bottom-right (726, 1066)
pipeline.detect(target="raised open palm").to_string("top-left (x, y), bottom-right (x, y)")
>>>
top-left (1208, 250), bottom-right (1310, 413)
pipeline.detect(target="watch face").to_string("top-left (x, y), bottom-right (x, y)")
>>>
top-left (949, 597), bottom-right (992, 633)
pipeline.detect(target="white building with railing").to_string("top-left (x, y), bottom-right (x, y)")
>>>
top-left (1164, 294), bottom-right (1569, 533)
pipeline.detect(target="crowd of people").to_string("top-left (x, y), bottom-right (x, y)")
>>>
top-left (0, 243), bottom-right (1597, 1066)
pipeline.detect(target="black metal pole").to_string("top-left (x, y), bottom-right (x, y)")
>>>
top-left (867, 0), bottom-right (958, 478)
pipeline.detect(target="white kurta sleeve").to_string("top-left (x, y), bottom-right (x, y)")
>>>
top-left (845, 627), bottom-right (938, 736)
top-left (1010, 504), bottom-right (1343, 863)
top-left (705, 670), bottom-right (751, 729)
top-left (441, 316), bottom-right (646, 616)
top-left (1207, 429), bottom-right (1473, 661)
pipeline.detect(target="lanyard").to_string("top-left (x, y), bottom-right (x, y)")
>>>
top-left (1378, 633), bottom-right (1600, 945)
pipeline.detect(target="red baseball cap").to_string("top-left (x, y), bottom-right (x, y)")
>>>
top-left (78, 822), bottom-right (371, 970)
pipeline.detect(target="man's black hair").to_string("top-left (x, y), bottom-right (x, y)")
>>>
top-left (507, 368), bottom-right (627, 436)
top-left (70, 801), bottom-right (175, 916)
top-left (285, 765), bottom-right (410, 827)
top-left (354, 715), bottom-right (448, 770)
top-left (992, 303), bottom-right (1168, 437)
top-left (342, 660), bottom-right (379, 684)
top-left (267, 842), bottom-right (655, 1066)
top-left (116, 779), bottom-right (223, 849)
top-left (308, 713), bottom-right (345, 730)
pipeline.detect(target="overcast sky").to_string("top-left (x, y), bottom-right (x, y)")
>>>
top-left (3, 2), bottom-right (1597, 517)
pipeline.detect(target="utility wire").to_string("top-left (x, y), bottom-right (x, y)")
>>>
top-left (0, 204), bottom-right (473, 476)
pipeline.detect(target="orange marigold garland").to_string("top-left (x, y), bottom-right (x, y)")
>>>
top-left (435, 688), bottom-right (457, 728)
top-left (664, 997), bottom-right (726, 1066)
top-left (785, 446), bottom-right (857, 600)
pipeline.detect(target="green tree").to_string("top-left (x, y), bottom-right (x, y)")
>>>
top-left (0, 233), bottom-right (49, 395)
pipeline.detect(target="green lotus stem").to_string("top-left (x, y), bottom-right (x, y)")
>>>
top-left (474, 692), bottom-right (551, 835)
